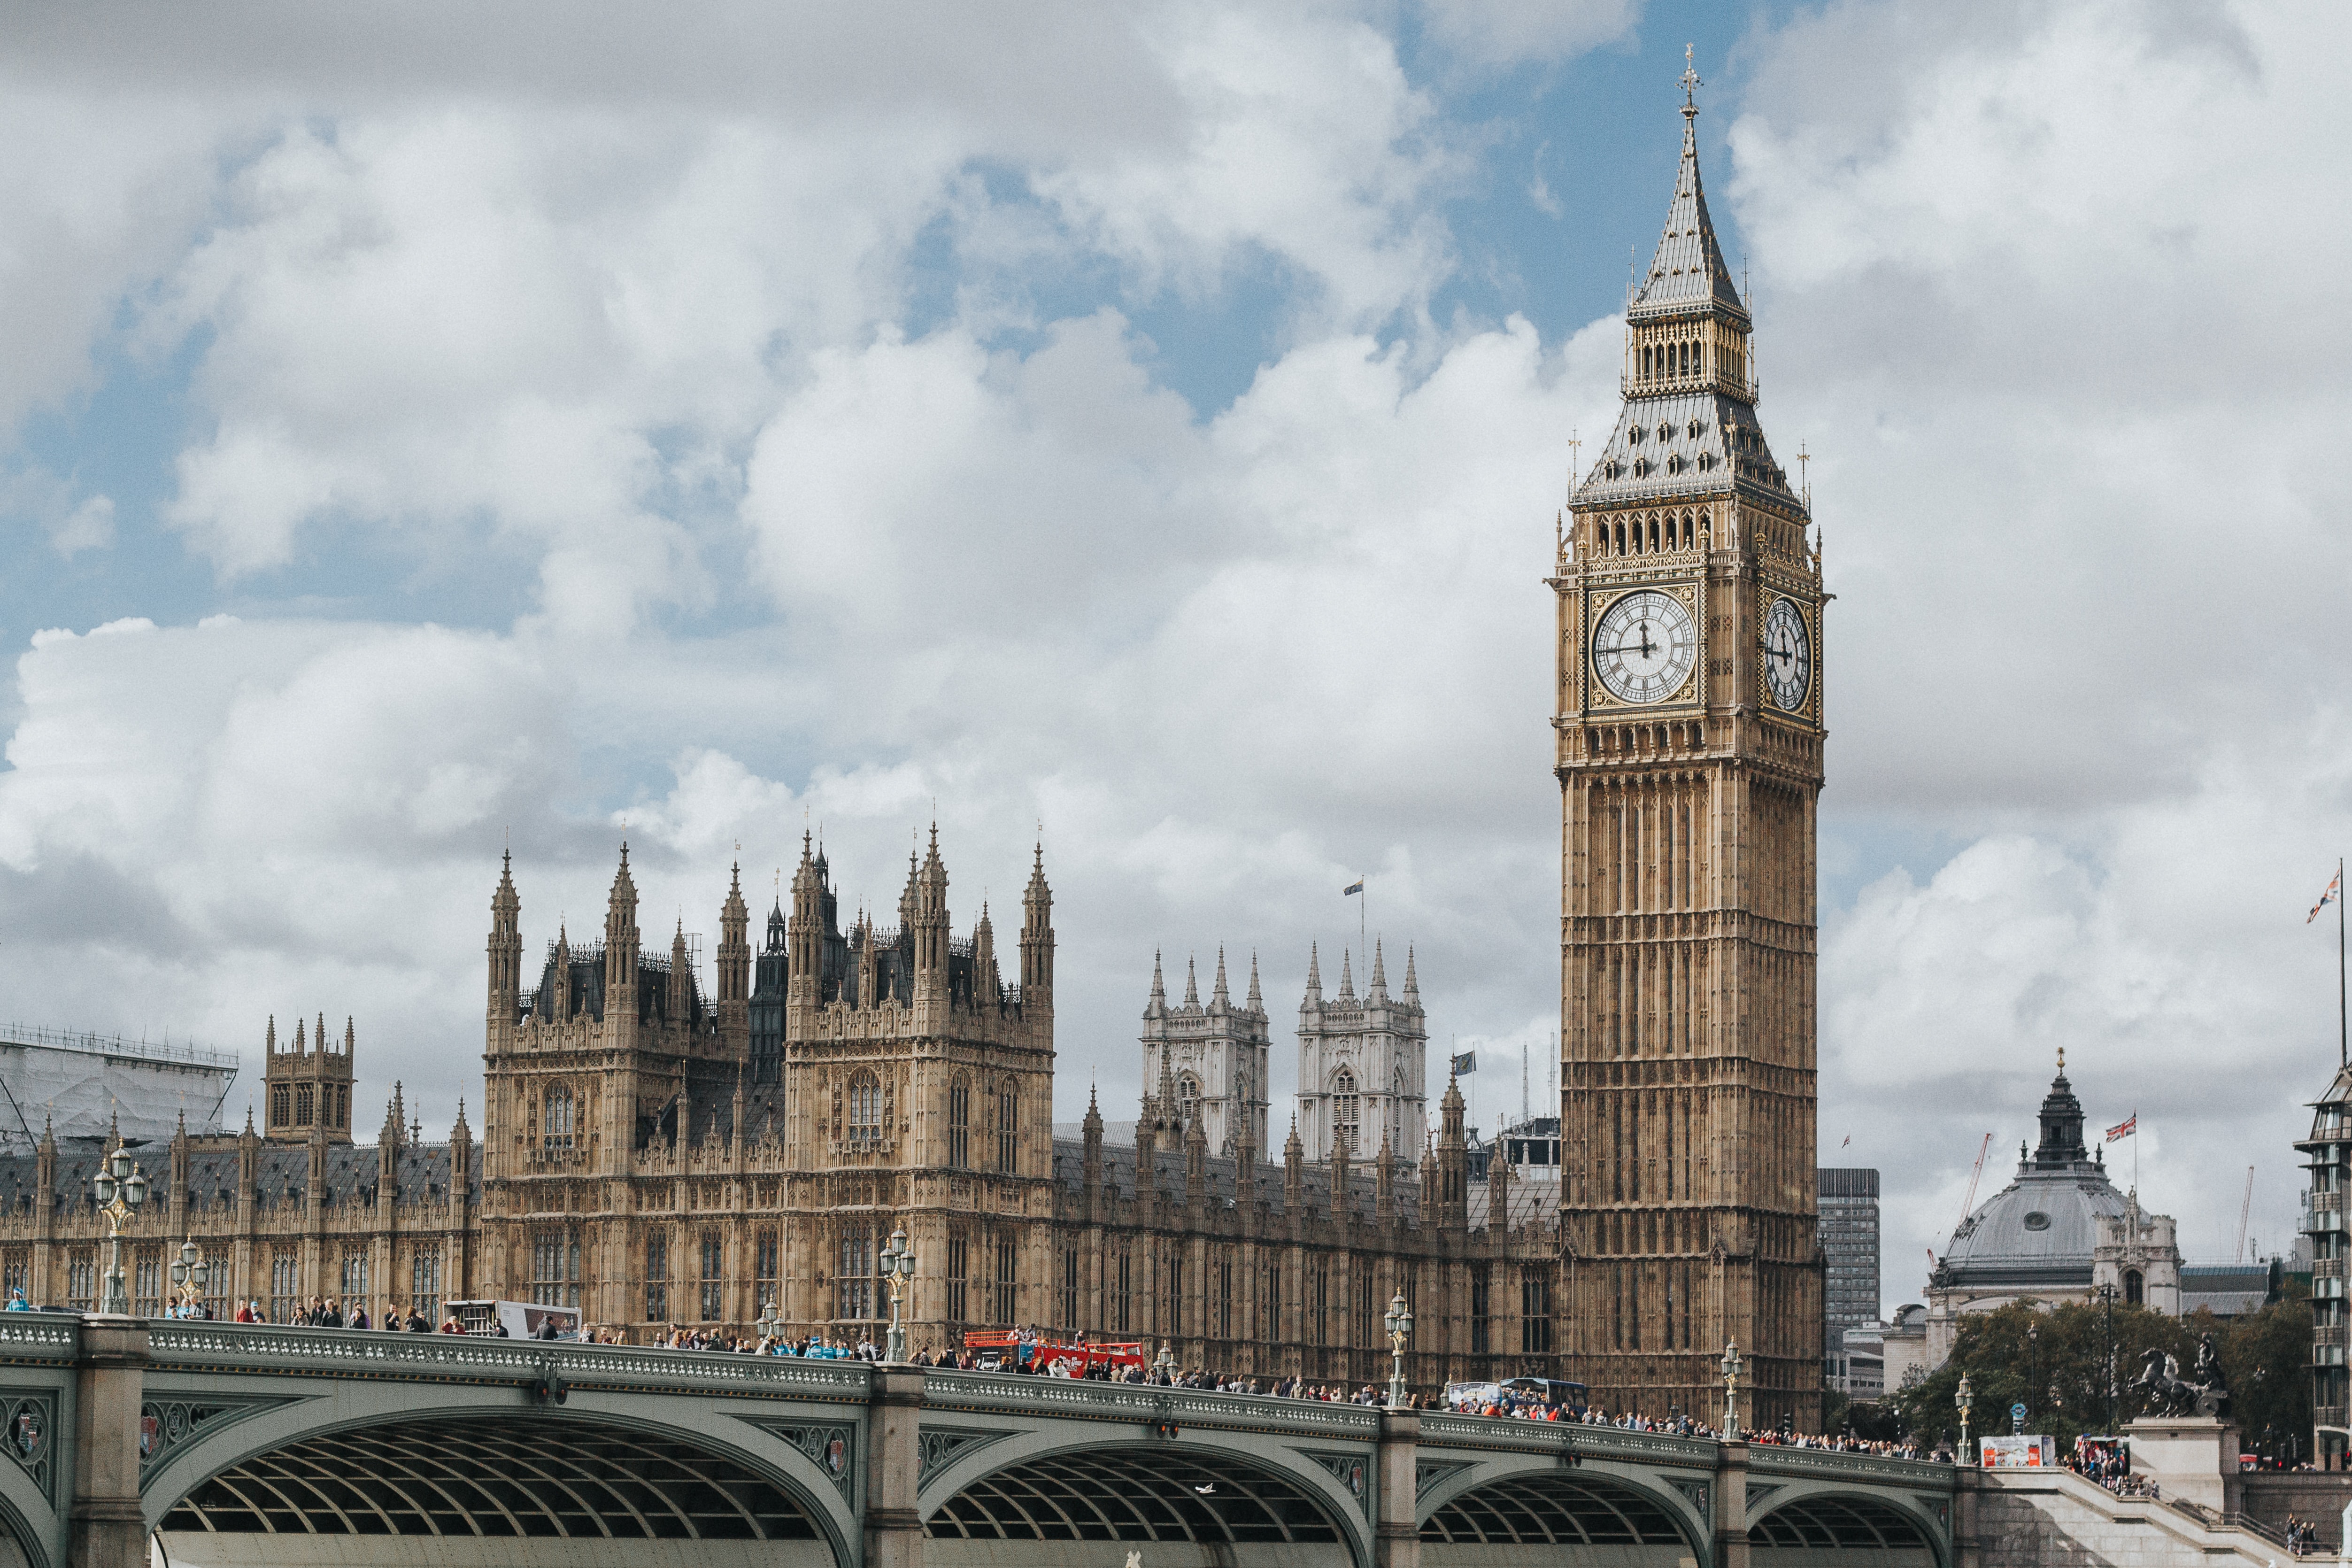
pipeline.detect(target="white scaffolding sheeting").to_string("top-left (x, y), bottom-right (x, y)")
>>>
top-left (0, 1028), bottom-right (239, 1150)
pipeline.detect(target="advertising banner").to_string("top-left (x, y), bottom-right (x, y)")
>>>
top-left (1980, 1435), bottom-right (2056, 1469)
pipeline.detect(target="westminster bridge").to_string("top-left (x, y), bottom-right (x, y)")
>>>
top-left (0, 1314), bottom-right (1965, 1568)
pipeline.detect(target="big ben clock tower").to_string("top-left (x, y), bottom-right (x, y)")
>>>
top-left (1553, 60), bottom-right (1825, 1434)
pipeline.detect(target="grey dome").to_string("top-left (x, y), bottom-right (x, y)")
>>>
top-left (1935, 1064), bottom-right (2122, 1291)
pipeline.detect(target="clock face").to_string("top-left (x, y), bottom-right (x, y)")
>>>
top-left (1592, 590), bottom-right (1697, 704)
top-left (1763, 595), bottom-right (1812, 711)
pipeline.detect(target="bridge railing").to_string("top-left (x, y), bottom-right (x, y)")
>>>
top-left (1418, 1411), bottom-right (1717, 1468)
top-left (0, 1314), bottom-right (77, 1361)
top-left (925, 1369), bottom-right (1383, 1438)
top-left (146, 1321), bottom-right (872, 1401)
top-left (1743, 1441), bottom-right (1955, 1486)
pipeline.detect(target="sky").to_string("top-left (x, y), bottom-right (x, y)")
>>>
top-left (0, 0), bottom-right (2344, 1318)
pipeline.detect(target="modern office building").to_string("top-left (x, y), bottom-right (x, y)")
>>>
top-left (2297, 1063), bottom-right (2352, 1468)
top-left (1820, 1167), bottom-right (1881, 1364)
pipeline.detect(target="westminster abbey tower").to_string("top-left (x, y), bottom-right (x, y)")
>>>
top-left (1554, 69), bottom-right (1827, 1432)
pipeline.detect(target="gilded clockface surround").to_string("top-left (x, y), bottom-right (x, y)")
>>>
top-left (1591, 589), bottom-right (1697, 705)
top-left (1763, 595), bottom-right (1811, 711)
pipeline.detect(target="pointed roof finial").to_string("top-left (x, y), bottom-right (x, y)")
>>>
top-left (1681, 42), bottom-right (1701, 117)
top-left (1247, 950), bottom-right (1264, 1010)
top-left (1182, 955), bottom-right (1200, 1009)
top-left (2057, 1044), bottom-right (2067, 1074)
top-left (1338, 947), bottom-right (1355, 1000)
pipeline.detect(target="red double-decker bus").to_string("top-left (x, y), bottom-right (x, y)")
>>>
top-left (961, 1329), bottom-right (1148, 1376)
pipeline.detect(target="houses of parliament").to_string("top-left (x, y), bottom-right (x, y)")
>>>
top-left (0, 85), bottom-right (1825, 1429)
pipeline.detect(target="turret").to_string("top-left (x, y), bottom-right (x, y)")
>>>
top-left (1437, 1072), bottom-right (1468, 1228)
top-left (1210, 948), bottom-right (1231, 1014)
top-left (550, 924), bottom-right (572, 1022)
top-left (488, 850), bottom-right (522, 1045)
top-left (1283, 1114), bottom-right (1304, 1210)
top-left (717, 860), bottom-right (750, 1046)
top-left (1019, 843), bottom-right (1054, 1004)
top-left (1304, 943), bottom-right (1323, 1004)
top-left (1245, 952), bottom-right (1264, 1016)
top-left (670, 919), bottom-right (693, 1024)
top-left (913, 824), bottom-right (949, 994)
top-left (450, 1098), bottom-right (472, 1204)
top-left (1368, 939), bottom-right (1388, 1001)
top-left (790, 834), bottom-right (823, 1005)
top-left (1375, 1128), bottom-right (1395, 1226)
top-left (1402, 946), bottom-right (1419, 1007)
top-left (604, 843), bottom-right (641, 1045)
top-left (1338, 948), bottom-right (1355, 1001)
top-left (1185, 1112), bottom-right (1208, 1205)
top-left (1330, 1128), bottom-right (1350, 1221)
top-left (1146, 951), bottom-right (1167, 1021)
top-left (1182, 956), bottom-right (1200, 1011)
top-left (973, 902), bottom-right (1000, 1005)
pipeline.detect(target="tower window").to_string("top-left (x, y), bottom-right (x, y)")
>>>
top-left (847, 1072), bottom-right (882, 1145)
top-left (271, 1084), bottom-right (289, 1128)
top-left (838, 1225), bottom-right (876, 1321)
top-left (948, 1074), bottom-right (970, 1167)
top-left (295, 1085), bottom-right (313, 1127)
top-left (1177, 1072), bottom-right (1200, 1127)
top-left (995, 1079), bottom-right (1019, 1174)
top-left (543, 1083), bottom-right (574, 1151)
top-left (2125, 1269), bottom-right (2144, 1305)
top-left (1332, 1068), bottom-right (1359, 1157)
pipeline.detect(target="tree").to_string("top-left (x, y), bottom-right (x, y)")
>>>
top-left (1890, 1299), bottom-right (2191, 1450)
top-left (1889, 1295), bottom-right (2313, 1457)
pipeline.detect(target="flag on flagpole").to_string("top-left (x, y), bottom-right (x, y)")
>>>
top-left (2105, 1113), bottom-right (2136, 1143)
top-left (1840, 1134), bottom-right (1851, 1148)
top-left (2313, 869), bottom-right (2342, 924)
top-left (1450, 1050), bottom-right (1477, 1075)
top-left (1342, 880), bottom-right (1365, 897)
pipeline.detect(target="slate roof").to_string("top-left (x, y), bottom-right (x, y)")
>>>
top-left (1630, 108), bottom-right (1747, 324)
top-left (0, 1137), bottom-right (476, 1221)
top-left (1570, 392), bottom-right (1800, 511)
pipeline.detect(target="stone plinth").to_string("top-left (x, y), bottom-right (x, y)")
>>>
top-left (2125, 1416), bottom-right (2242, 1514)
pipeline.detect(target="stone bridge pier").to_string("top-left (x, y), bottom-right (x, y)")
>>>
top-left (0, 1315), bottom-right (1965, 1568)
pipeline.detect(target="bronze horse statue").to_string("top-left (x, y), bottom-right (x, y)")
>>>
top-left (2131, 1335), bottom-right (2230, 1419)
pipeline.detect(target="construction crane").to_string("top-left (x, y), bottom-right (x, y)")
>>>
top-left (2236, 1166), bottom-right (2255, 1265)
top-left (1957, 1133), bottom-right (1993, 1234)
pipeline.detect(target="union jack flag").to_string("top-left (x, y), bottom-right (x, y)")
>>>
top-left (2314, 868), bottom-right (2343, 924)
top-left (2105, 1114), bottom-right (2136, 1143)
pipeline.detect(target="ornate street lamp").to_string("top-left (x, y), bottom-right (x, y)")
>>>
top-left (1153, 1341), bottom-right (1176, 1383)
top-left (1957, 1372), bottom-right (1975, 1462)
top-left (91, 1140), bottom-right (149, 1316)
top-left (1382, 1291), bottom-right (1415, 1409)
top-left (167, 1238), bottom-right (209, 1318)
top-left (1720, 1340), bottom-right (1743, 1438)
top-left (755, 1298), bottom-right (784, 1348)
top-left (879, 1227), bottom-right (916, 1364)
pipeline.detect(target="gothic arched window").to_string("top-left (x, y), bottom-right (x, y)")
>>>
top-left (1332, 1068), bottom-right (1359, 1157)
top-left (294, 1085), bottom-right (314, 1127)
top-left (270, 1084), bottom-right (289, 1129)
top-left (544, 1083), bottom-right (574, 1151)
top-left (995, 1080), bottom-right (1019, 1173)
top-left (948, 1074), bottom-right (970, 1167)
top-left (848, 1072), bottom-right (882, 1145)
top-left (2125, 1269), bottom-right (2144, 1305)
top-left (1177, 1072), bottom-right (1201, 1127)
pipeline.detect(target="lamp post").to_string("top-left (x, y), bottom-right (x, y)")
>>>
top-left (1957, 1372), bottom-right (1975, 1463)
top-left (2094, 1283), bottom-right (2118, 1431)
top-left (1720, 1341), bottom-right (1743, 1439)
top-left (167, 1238), bottom-right (210, 1318)
top-left (879, 1227), bottom-right (915, 1364)
top-left (91, 1139), bottom-right (149, 1316)
top-left (1153, 1341), bottom-right (1176, 1384)
top-left (755, 1297), bottom-right (784, 1350)
top-left (1382, 1290), bottom-right (1414, 1410)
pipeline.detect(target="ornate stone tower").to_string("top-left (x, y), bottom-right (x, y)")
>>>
top-left (1295, 942), bottom-right (1426, 1164)
top-left (262, 1012), bottom-right (355, 1144)
top-left (1139, 949), bottom-right (1271, 1161)
top-left (1554, 63), bottom-right (1826, 1431)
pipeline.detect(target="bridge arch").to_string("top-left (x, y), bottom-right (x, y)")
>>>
top-left (1416, 1461), bottom-right (1709, 1568)
top-left (143, 1403), bottom-right (858, 1568)
top-left (920, 1436), bottom-right (1368, 1568)
top-left (1748, 1487), bottom-right (1943, 1568)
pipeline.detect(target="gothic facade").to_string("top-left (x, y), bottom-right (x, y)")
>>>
top-left (1294, 943), bottom-right (1428, 1164)
top-left (1139, 950), bottom-right (1272, 1160)
top-left (1554, 75), bottom-right (1828, 1432)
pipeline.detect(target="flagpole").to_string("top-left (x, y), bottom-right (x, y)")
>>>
top-left (2338, 855), bottom-right (2345, 1068)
